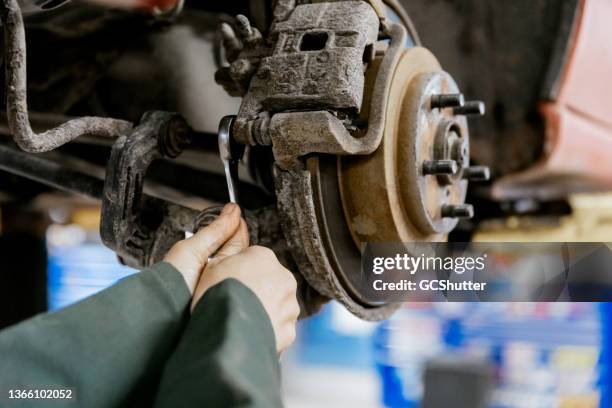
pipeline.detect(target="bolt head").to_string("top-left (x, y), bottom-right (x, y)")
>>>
top-left (464, 166), bottom-right (491, 181)
top-left (423, 160), bottom-right (458, 176)
top-left (441, 204), bottom-right (474, 219)
top-left (454, 101), bottom-right (486, 116)
top-left (431, 93), bottom-right (465, 109)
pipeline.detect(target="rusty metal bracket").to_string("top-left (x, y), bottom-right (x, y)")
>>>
top-left (267, 22), bottom-right (407, 169)
top-left (229, 1), bottom-right (385, 145)
top-left (215, 2), bottom-right (411, 169)
top-left (99, 110), bottom-right (289, 270)
top-left (100, 111), bottom-right (200, 268)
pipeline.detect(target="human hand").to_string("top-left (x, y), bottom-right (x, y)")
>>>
top-left (194, 245), bottom-right (300, 353)
top-left (164, 203), bottom-right (300, 353)
top-left (164, 203), bottom-right (242, 294)
top-left (191, 224), bottom-right (300, 354)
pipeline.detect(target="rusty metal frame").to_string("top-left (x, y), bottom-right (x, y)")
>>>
top-left (100, 111), bottom-right (200, 268)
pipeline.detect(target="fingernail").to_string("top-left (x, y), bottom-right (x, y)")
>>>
top-left (221, 203), bottom-right (237, 216)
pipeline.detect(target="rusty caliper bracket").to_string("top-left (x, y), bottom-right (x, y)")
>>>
top-left (230, 1), bottom-right (405, 165)
top-left (100, 111), bottom-right (201, 268)
top-left (99, 111), bottom-right (287, 275)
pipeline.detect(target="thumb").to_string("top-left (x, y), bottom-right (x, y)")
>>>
top-left (184, 203), bottom-right (242, 264)
top-left (190, 218), bottom-right (248, 312)
top-left (214, 218), bottom-right (249, 260)
top-left (164, 203), bottom-right (241, 294)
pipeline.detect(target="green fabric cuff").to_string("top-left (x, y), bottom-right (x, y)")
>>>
top-left (154, 277), bottom-right (282, 408)
top-left (146, 261), bottom-right (192, 311)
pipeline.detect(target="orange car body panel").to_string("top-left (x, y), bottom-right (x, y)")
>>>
top-left (493, 0), bottom-right (612, 199)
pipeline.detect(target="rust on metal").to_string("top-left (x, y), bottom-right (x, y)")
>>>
top-left (340, 47), bottom-right (470, 247)
top-left (0, 0), bottom-right (133, 153)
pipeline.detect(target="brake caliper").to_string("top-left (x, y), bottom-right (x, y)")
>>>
top-left (216, 1), bottom-right (488, 320)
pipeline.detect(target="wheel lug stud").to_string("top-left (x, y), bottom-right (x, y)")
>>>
top-left (463, 165), bottom-right (491, 181)
top-left (453, 101), bottom-right (486, 116)
top-left (423, 160), bottom-right (458, 175)
top-left (442, 204), bottom-right (474, 219)
top-left (431, 93), bottom-right (465, 109)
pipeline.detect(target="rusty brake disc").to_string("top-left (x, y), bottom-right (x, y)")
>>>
top-left (307, 47), bottom-right (477, 314)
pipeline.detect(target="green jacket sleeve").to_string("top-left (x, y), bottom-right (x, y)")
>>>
top-left (153, 278), bottom-right (283, 408)
top-left (0, 262), bottom-right (191, 408)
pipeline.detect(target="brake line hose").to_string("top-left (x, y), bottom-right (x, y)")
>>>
top-left (0, 0), bottom-right (133, 153)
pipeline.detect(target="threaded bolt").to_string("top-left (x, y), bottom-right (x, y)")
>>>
top-left (463, 166), bottom-right (491, 181)
top-left (441, 204), bottom-right (474, 219)
top-left (423, 160), bottom-right (458, 176)
top-left (431, 93), bottom-right (465, 109)
top-left (454, 101), bottom-right (486, 116)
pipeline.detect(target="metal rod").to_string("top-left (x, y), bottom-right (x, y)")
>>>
top-left (0, 143), bottom-right (201, 232)
top-left (0, 112), bottom-right (220, 153)
top-left (0, 144), bottom-right (105, 199)
top-left (0, 0), bottom-right (133, 153)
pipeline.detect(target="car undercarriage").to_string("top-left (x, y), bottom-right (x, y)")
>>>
top-left (1, 0), bottom-right (611, 320)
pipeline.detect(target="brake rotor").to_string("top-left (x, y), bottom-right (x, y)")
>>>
top-left (307, 47), bottom-right (473, 312)
top-left (341, 47), bottom-right (469, 243)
